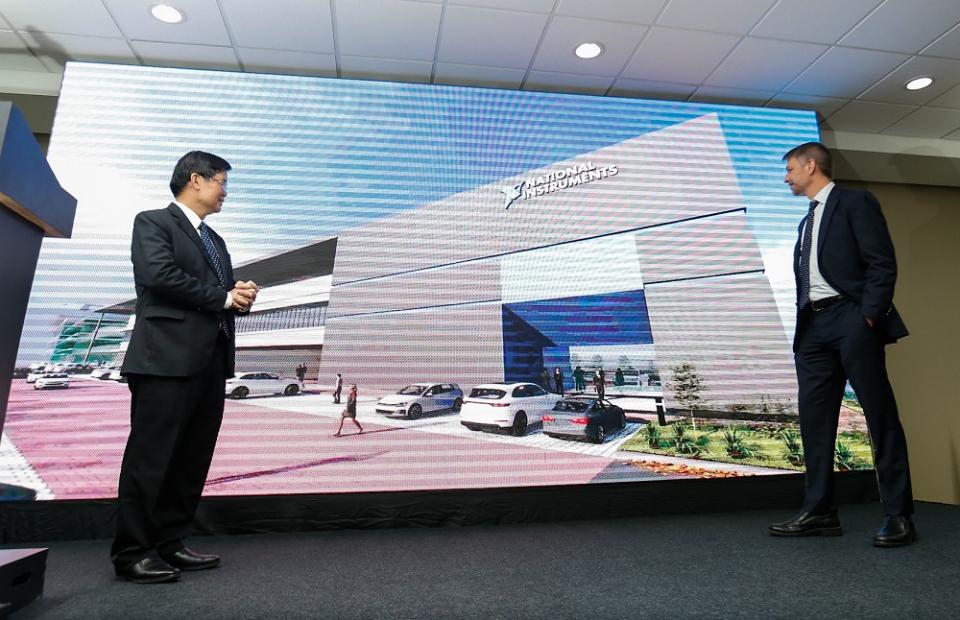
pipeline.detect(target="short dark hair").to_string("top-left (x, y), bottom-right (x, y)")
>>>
top-left (169, 151), bottom-right (232, 197)
top-left (782, 142), bottom-right (832, 178)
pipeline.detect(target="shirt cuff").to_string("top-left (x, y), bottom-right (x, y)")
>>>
top-left (223, 291), bottom-right (233, 310)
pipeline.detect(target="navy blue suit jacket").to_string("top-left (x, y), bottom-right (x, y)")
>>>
top-left (793, 185), bottom-right (908, 350)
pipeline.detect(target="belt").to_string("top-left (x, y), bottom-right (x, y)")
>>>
top-left (808, 295), bottom-right (845, 312)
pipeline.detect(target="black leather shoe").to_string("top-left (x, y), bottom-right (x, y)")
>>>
top-left (160, 548), bottom-right (222, 571)
top-left (769, 511), bottom-right (842, 537)
top-left (873, 515), bottom-right (916, 547)
top-left (114, 557), bottom-right (180, 584)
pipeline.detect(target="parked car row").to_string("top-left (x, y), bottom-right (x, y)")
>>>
top-left (376, 381), bottom-right (628, 444)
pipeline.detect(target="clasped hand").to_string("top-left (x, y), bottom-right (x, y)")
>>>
top-left (230, 280), bottom-right (259, 312)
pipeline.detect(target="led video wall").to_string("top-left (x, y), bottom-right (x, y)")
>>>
top-left (3, 62), bottom-right (862, 501)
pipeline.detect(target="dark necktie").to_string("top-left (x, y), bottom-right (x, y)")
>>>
top-left (798, 200), bottom-right (818, 308)
top-left (198, 222), bottom-right (231, 337)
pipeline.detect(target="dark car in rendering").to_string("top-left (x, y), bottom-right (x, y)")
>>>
top-left (542, 397), bottom-right (627, 444)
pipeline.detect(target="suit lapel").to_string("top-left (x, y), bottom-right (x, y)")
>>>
top-left (167, 203), bottom-right (221, 279)
top-left (816, 185), bottom-right (840, 265)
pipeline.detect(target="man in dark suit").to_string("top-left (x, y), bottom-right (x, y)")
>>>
top-left (113, 151), bottom-right (258, 583)
top-left (769, 142), bottom-right (915, 547)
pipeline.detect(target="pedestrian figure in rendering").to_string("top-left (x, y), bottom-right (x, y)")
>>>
top-left (594, 369), bottom-right (606, 400)
top-left (540, 368), bottom-right (551, 392)
top-left (553, 367), bottom-right (565, 395)
top-left (769, 142), bottom-right (914, 547)
top-left (335, 384), bottom-right (363, 436)
top-left (573, 365), bottom-right (586, 392)
top-left (614, 368), bottom-right (625, 386)
top-left (332, 373), bottom-right (343, 404)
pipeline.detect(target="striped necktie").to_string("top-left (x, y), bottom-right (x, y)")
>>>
top-left (198, 222), bottom-right (231, 337)
top-left (798, 200), bottom-right (818, 309)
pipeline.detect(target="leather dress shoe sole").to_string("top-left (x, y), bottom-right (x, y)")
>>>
top-left (873, 531), bottom-right (917, 548)
top-left (114, 559), bottom-right (181, 584)
top-left (161, 550), bottom-right (222, 571)
top-left (769, 525), bottom-right (843, 537)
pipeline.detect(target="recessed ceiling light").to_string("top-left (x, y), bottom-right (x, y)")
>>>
top-left (574, 42), bottom-right (604, 60)
top-left (151, 4), bottom-right (184, 24)
top-left (905, 76), bottom-right (933, 91)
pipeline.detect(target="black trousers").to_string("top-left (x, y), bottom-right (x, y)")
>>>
top-left (795, 299), bottom-right (913, 516)
top-left (112, 338), bottom-right (227, 566)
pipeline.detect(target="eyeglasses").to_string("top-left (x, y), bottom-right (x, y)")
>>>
top-left (206, 176), bottom-right (228, 190)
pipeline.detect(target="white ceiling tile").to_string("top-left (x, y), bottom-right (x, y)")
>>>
top-left (220, 0), bottom-right (334, 54)
top-left (941, 126), bottom-right (960, 140)
top-left (881, 107), bottom-right (960, 138)
top-left (784, 47), bottom-right (909, 98)
top-left (19, 31), bottom-right (138, 72)
top-left (822, 101), bottom-right (916, 133)
top-left (766, 94), bottom-right (849, 120)
top-left (531, 16), bottom-right (647, 76)
top-left (434, 63), bottom-right (525, 89)
top-left (238, 49), bottom-right (337, 77)
top-left (103, 0), bottom-right (231, 46)
top-left (927, 83), bottom-right (960, 109)
top-left (859, 56), bottom-right (960, 105)
top-left (339, 55), bottom-right (433, 83)
top-left (923, 23), bottom-right (960, 59)
top-left (608, 78), bottom-right (696, 100)
top-left (839, 0), bottom-right (960, 53)
top-left (751, 0), bottom-right (880, 44)
top-left (438, 6), bottom-right (548, 70)
top-left (130, 41), bottom-right (240, 70)
top-left (0, 0), bottom-right (122, 37)
top-left (657, 0), bottom-right (776, 35)
top-left (621, 27), bottom-right (739, 84)
top-left (706, 38), bottom-right (827, 91)
top-left (336, 0), bottom-right (441, 62)
top-left (556, 0), bottom-right (668, 24)
top-left (449, 0), bottom-right (554, 11)
top-left (689, 85), bottom-right (775, 107)
top-left (523, 70), bottom-right (615, 95)
top-left (0, 30), bottom-right (48, 72)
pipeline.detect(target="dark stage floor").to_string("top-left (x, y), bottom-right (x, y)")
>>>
top-left (10, 501), bottom-right (959, 619)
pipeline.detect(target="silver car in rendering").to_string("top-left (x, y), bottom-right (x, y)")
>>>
top-left (225, 372), bottom-right (303, 399)
top-left (376, 383), bottom-right (463, 419)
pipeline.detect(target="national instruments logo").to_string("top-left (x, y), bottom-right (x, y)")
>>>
top-left (499, 161), bottom-right (619, 210)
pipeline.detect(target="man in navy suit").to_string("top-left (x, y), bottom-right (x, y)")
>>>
top-left (768, 142), bottom-right (915, 547)
top-left (113, 151), bottom-right (259, 583)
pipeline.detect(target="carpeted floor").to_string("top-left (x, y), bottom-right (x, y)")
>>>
top-left (10, 501), bottom-right (959, 619)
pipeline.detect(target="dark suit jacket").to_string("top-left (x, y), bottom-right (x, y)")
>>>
top-left (121, 203), bottom-right (237, 377)
top-left (793, 185), bottom-right (908, 349)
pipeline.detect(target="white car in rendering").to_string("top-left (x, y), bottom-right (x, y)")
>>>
top-left (225, 372), bottom-right (303, 399)
top-left (90, 367), bottom-right (117, 380)
top-left (33, 373), bottom-right (71, 390)
top-left (459, 382), bottom-right (561, 436)
top-left (375, 383), bottom-right (463, 419)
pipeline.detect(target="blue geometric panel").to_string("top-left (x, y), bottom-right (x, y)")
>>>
top-left (502, 289), bottom-right (653, 388)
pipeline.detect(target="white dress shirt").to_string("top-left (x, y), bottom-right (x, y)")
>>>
top-left (806, 182), bottom-right (841, 302)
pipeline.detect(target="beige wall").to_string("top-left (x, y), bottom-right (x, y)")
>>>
top-left (843, 181), bottom-right (960, 505)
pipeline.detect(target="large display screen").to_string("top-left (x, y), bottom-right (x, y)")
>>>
top-left (3, 62), bottom-right (875, 500)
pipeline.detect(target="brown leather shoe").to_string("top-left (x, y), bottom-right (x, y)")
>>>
top-left (160, 548), bottom-right (222, 571)
top-left (873, 515), bottom-right (916, 547)
top-left (769, 511), bottom-right (842, 537)
top-left (114, 557), bottom-right (180, 584)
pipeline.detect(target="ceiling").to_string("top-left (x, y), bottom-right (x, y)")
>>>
top-left (3, 0), bottom-right (960, 142)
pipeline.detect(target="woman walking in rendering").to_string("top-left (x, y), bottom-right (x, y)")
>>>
top-left (335, 384), bottom-right (363, 436)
